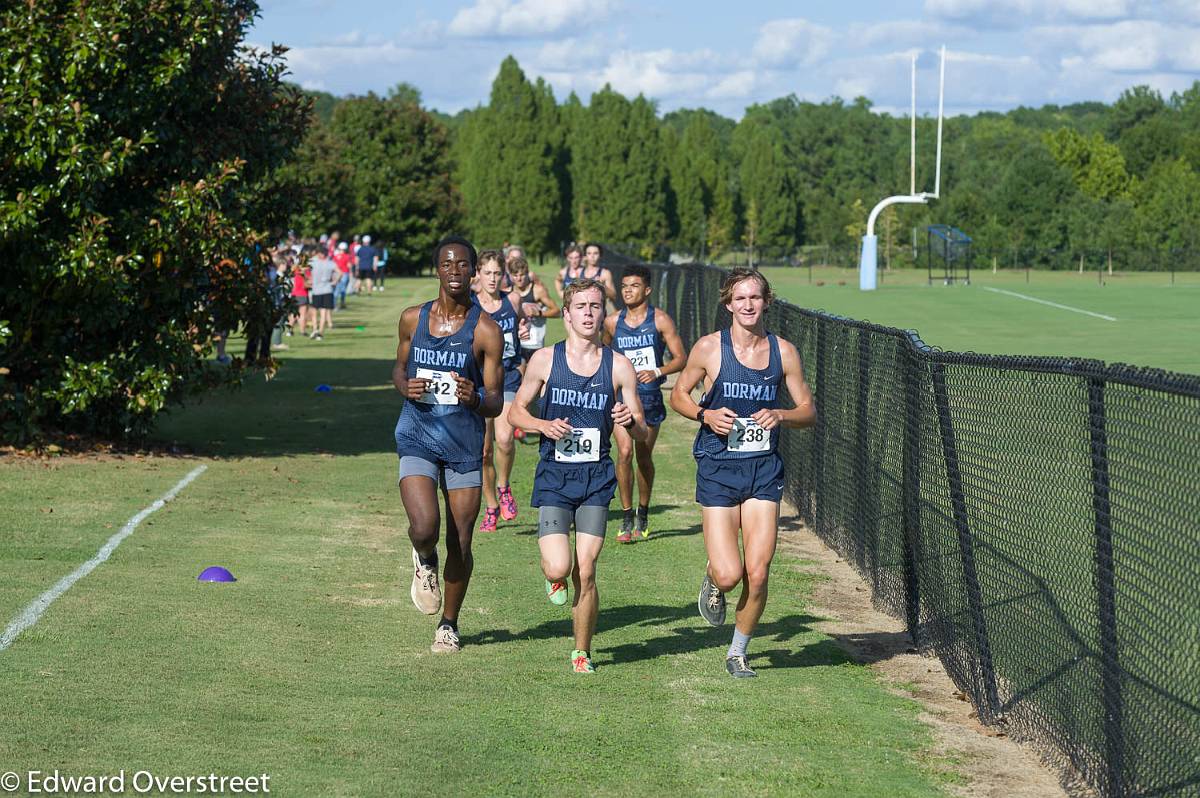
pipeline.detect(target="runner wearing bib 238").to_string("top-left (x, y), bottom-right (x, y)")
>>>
top-left (669, 268), bottom-right (815, 679)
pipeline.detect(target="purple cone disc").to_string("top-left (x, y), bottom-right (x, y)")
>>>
top-left (198, 566), bottom-right (236, 582)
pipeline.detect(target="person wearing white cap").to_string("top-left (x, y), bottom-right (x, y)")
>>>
top-left (358, 234), bottom-right (379, 294)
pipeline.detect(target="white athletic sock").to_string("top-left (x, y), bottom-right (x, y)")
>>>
top-left (728, 628), bottom-right (751, 659)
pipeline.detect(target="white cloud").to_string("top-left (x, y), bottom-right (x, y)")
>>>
top-left (925, 0), bottom-right (1134, 23)
top-left (707, 70), bottom-right (757, 100)
top-left (752, 18), bottom-right (835, 67)
top-left (846, 20), bottom-right (971, 50)
top-left (595, 49), bottom-right (716, 99)
top-left (448, 0), bottom-right (618, 38)
top-left (1037, 20), bottom-right (1200, 72)
top-left (534, 37), bottom-right (609, 70)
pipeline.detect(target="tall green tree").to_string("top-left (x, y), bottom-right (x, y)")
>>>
top-left (329, 92), bottom-right (462, 271)
top-left (0, 0), bottom-right (308, 440)
top-left (733, 112), bottom-right (799, 251)
top-left (570, 88), bottom-right (670, 248)
top-left (459, 57), bottom-right (563, 252)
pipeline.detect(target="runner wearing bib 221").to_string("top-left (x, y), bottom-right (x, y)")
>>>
top-left (603, 263), bottom-right (686, 543)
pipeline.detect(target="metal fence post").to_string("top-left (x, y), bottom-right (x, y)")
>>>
top-left (813, 319), bottom-right (828, 538)
top-left (854, 330), bottom-right (870, 570)
top-left (1088, 376), bottom-right (1125, 797)
top-left (901, 334), bottom-right (924, 641)
top-left (931, 361), bottom-right (1002, 720)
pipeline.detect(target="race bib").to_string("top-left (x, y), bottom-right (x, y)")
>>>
top-left (503, 331), bottom-right (517, 359)
top-left (626, 345), bottom-right (657, 371)
top-left (554, 427), bottom-right (601, 463)
top-left (727, 417), bottom-right (770, 452)
top-left (416, 368), bottom-right (458, 405)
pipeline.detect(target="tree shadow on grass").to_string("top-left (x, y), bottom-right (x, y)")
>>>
top-left (462, 602), bottom-right (841, 670)
top-left (153, 356), bottom-right (403, 458)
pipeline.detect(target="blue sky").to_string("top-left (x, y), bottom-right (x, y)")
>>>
top-left (250, 0), bottom-right (1200, 118)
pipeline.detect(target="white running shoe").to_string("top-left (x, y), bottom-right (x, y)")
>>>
top-left (430, 625), bottom-right (460, 654)
top-left (410, 549), bottom-right (441, 615)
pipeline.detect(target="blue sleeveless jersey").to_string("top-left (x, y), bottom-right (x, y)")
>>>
top-left (486, 294), bottom-right (521, 392)
top-left (693, 328), bottom-right (783, 461)
top-left (612, 305), bottom-right (666, 395)
top-left (539, 343), bottom-right (615, 464)
top-left (394, 301), bottom-right (485, 469)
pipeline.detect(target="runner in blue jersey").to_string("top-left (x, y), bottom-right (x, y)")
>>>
top-left (508, 278), bottom-right (649, 674)
top-left (474, 250), bottom-right (530, 532)
top-left (603, 263), bottom-right (686, 543)
top-left (670, 268), bottom-right (816, 678)
top-left (556, 243), bottom-right (616, 309)
top-left (393, 236), bottom-right (506, 655)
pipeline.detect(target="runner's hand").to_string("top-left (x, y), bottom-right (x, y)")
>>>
top-left (521, 302), bottom-right (540, 319)
top-left (517, 317), bottom-right (531, 340)
top-left (704, 406), bottom-right (738, 436)
top-left (635, 369), bottom-right (657, 384)
top-left (752, 408), bottom-right (782, 430)
top-left (611, 402), bottom-right (633, 428)
top-left (541, 417), bottom-right (572, 440)
top-left (449, 372), bottom-right (478, 408)
top-left (404, 377), bottom-right (430, 401)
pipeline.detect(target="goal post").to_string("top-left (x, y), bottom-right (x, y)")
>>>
top-left (859, 46), bottom-right (947, 291)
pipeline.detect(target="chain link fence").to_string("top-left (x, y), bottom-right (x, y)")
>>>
top-left (621, 256), bottom-right (1200, 798)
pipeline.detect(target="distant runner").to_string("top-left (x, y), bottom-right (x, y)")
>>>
top-left (603, 263), bottom-right (685, 542)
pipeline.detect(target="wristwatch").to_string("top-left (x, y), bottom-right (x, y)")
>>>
top-left (696, 408), bottom-right (706, 426)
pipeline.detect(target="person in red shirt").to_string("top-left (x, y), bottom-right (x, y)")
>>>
top-left (332, 241), bottom-right (354, 311)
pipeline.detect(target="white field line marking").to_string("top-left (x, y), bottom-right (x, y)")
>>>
top-left (982, 286), bottom-right (1117, 321)
top-left (0, 464), bottom-right (207, 653)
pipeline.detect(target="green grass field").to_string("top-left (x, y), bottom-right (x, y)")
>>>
top-left (761, 266), bottom-right (1200, 374)
top-left (0, 272), bottom-right (960, 797)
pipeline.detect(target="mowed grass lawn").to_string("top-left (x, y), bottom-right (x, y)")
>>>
top-left (762, 266), bottom-right (1200, 374)
top-left (0, 270), bottom-right (959, 797)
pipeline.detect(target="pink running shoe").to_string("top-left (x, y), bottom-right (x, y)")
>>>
top-left (480, 506), bottom-right (499, 532)
top-left (498, 486), bottom-right (518, 521)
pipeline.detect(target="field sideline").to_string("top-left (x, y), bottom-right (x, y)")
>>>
top-left (0, 271), bottom-right (975, 796)
top-left (760, 265), bottom-right (1200, 374)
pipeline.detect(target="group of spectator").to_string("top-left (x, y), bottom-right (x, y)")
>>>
top-left (218, 232), bottom-right (389, 363)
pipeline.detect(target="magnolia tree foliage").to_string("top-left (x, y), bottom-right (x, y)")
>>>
top-left (0, 0), bottom-right (309, 441)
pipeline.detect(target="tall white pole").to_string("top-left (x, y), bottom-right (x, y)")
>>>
top-left (910, 54), bottom-right (917, 197)
top-left (934, 45), bottom-right (945, 198)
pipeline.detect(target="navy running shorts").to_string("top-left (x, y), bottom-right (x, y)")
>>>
top-left (695, 452), bottom-right (784, 507)
top-left (531, 459), bottom-right (616, 509)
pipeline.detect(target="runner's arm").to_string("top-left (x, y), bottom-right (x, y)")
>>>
top-left (534, 281), bottom-right (560, 318)
top-left (611, 353), bottom-right (648, 442)
top-left (392, 306), bottom-right (428, 400)
top-left (669, 333), bottom-right (736, 434)
top-left (752, 339), bottom-right (816, 431)
top-left (507, 348), bottom-right (570, 439)
top-left (655, 311), bottom-right (686, 378)
top-left (468, 315), bottom-right (505, 418)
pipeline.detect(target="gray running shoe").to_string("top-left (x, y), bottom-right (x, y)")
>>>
top-left (430, 625), bottom-right (460, 654)
top-left (725, 655), bottom-right (757, 678)
top-left (698, 568), bottom-right (726, 626)
top-left (410, 548), bottom-right (441, 615)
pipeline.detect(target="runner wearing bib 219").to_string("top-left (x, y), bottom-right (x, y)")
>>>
top-left (508, 278), bottom-right (649, 675)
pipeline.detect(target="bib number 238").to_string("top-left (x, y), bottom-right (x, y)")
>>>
top-left (555, 427), bottom-right (600, 463)
top-left (416, 368), bottom-right (457, 405)
top-left (727, 417), bottom-right (769, 452)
